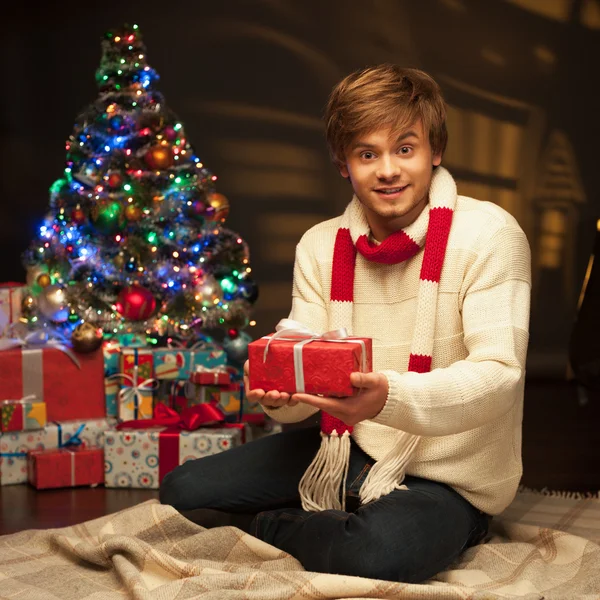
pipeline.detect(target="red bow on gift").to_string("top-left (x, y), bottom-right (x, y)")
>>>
top-left (116, 402), bottom-right (246, 484)
top-left (116, 402), bottom-right (225, 431)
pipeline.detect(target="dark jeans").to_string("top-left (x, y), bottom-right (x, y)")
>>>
top-left (159, 426), bottom-right (490, 583)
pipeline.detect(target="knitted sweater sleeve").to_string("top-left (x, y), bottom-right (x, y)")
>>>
top-left (259, 237), bottom-right (322, 424)
top-left (372, 223), bottom-right (531, 436)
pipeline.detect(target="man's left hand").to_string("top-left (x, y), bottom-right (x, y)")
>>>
top-left (291, 371), bottom-right (388, 426)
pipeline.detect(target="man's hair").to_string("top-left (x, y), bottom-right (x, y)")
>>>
top-left (324, 64), bottom-right (448, 167)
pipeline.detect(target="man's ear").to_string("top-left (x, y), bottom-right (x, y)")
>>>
top-left (338, 163), bottom-right (349, 178)
top-left (432, 153), bottom-right (442, 167)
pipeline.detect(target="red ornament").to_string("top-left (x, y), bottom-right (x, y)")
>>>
top-left (72, 207), bottom-right (85, 224)
top-left (107, 173), bottom-right (123, 188)
top-left (115, 285), bottom-right (157, 321)
top-left (164, 126), bottom-right (177, 141)
top-left (228, 328), bottom-right (239, 339)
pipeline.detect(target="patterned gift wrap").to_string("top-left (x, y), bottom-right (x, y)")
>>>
top-left (116, 348), bottom-right (156, 420)
top-left (154, 346), bottom-right (227, 380)
top-left (248, 334), bottom-right (372, 397)
top-left (1, 397), bottom-right (47, 432)
top-left (0, 416), bottom-right (116, 486)
top-left (104, 425), bottom-right (245, 489)
top-left (28, 446), bottom-right (104, 489)
top-left (0, 428), bottom-right (56, 485)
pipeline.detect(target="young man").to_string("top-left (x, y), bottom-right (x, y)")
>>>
top-left (160, 64), bottom-right (531, 584)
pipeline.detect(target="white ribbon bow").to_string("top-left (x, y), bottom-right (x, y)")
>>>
top-left (261, 319), bottom-right (367, 393)
top-left (0, 325), bottom-right (81, 368)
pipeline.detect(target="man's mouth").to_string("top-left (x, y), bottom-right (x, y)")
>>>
top-left (374, 185), bottom-right (409, 196)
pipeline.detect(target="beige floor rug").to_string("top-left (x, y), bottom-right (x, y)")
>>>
top-left (0, 487), bottom-right (598, 599)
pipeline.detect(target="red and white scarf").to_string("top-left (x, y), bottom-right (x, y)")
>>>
top-left (299, 166), bottom-right (457, 511)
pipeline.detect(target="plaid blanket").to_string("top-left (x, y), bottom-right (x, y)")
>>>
top-left (0, 488), bottom-right (598, 599)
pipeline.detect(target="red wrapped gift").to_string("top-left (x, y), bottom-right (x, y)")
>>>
top-left (27, 446), bottom-right (104, 489)
top-left (189, 365), bottom-right (231, 386)
top-left (0, 345), bottom-right (106, 421)
top-left (248, 326), bottom-right (372, 397)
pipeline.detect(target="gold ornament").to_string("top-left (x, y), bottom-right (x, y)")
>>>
top-left (37, 273), bottom-right (51, 288)
top-left (71, 322), bottom-right (104, 353)
top-left (38, 284), bottom-right (70, 323)
top-left (206, 192), bottom-right (230, 223)
top-left (145, 145), bottom-right (173, 170)
top-left (124, 204), bottom-right (143, 221)
top-left (21, 294), bottom-right (36, 318)
top-left (26, 264), bottom-right (49, 290)
top-left (193, 274), bottom-right (221, 307)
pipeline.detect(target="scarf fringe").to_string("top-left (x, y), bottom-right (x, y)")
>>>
top-left (359, 434), bottom-right (420, 504)
top-left (299, 430), bottom-right (351, 512)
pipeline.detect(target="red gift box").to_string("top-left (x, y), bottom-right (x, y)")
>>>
top-left (189, 369), bottom-right (231, 386)
top-left (0, 347), bottom-right (106, 421)
top-left (27, 446), bottom-right (104, 489)
top-left (248, 334), bottom-right (372, 397)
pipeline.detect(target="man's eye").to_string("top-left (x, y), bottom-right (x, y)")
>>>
top-left (361, 152), bottom-right (375, 159)
top-left (399, 147), bottom-right (411, 154)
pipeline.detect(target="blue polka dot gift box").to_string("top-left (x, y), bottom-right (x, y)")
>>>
top-left (1, 416), bottom-right (117, 486)
top-left (103, 423), bottom-right (245, 489)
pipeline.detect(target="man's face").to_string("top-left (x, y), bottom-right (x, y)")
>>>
top-left (339, 119), bottom-right (441, 240)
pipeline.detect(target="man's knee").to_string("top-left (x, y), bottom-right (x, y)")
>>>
top-left (159, 463), bottom-right (200, 510)
top-left (327, 526), bottom-right (424, 583)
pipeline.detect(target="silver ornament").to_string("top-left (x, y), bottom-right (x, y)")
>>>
top-left (38, 284), bottom-right (70, 323)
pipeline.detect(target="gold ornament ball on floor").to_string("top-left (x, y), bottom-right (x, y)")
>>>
top-left (38, 284), bottom-right (70, 322)
top-left (71, 322), bottom-right (104, 353)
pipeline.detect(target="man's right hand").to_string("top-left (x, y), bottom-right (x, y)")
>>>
top-left (243, 360), bottom-right (299, 409)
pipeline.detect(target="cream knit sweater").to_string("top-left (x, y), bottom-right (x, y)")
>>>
top-left (262, 172), bottom-right (531, 516)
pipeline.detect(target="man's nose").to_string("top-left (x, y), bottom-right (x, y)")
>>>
top-left (376, 155), bottom-right (401, 180)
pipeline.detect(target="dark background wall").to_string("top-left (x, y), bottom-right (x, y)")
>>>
top-left (1, 0), bottom-right (599, 382)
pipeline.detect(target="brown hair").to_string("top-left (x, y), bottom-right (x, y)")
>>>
top-left (324, 64), bottom-right (448, 167)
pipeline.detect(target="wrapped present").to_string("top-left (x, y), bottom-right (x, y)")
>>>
top-left (248, 321), bottom-right (372, 397)
top-left (47, 417), bottom-right (118, 449)
top-left (216, 383), bottom-right (265, 424)
top-left (190, 365), bottom-right (230, 386)
top-left (104, 404), bottom-right (245, 489)
top-left (0, 416), bottom-right (116, 485)
top-left (0, 337), bottom-right (106, 421)
top-left (109, 348), bottom-right (157, 420)
top-left (154, 345), bottom-right (227, 380)
top-left (28, 446), bottom-right (104, 489)
top-left (103, 337), bottom-right (149, 417)
top-left (185, 383), bottom-right (221, 407)
top-left (114, 332), bottom-right (147, 348)
top-left (156, 380), bottom-right (191, 413)
top-left (1, 395), bottom-right (46, 432)
top-left (0, 283), bottom-right (25, 337)
top-left (0, 428), bottom-right (56, 485)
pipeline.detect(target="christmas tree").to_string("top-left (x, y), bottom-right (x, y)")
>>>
top-left (20, 24), bottom-right (258, 365)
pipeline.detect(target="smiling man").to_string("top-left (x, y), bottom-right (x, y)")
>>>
top-left (160, 65), bottom-right (532, 584)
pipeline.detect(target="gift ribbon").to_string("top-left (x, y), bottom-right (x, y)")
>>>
top-left (55, 422), bottom-right (86, 449)
top-left (193, 364), bottom-right (229, 384)
top-left (108, 347), bottom-right (158, 419)
top-left (116, 403), bottom-right (245, 484)
top-left (0, 326), bottom-right (81, 402)
top-left (261, 318), bottom-right (367, 393)
top-left (1, 394), bottom-right (36, 430)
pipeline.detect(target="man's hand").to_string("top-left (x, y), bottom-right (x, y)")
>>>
top-left (291, 371), bottom-right (388, 426)
top-left (243, 360), bottom-right (300, 409)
